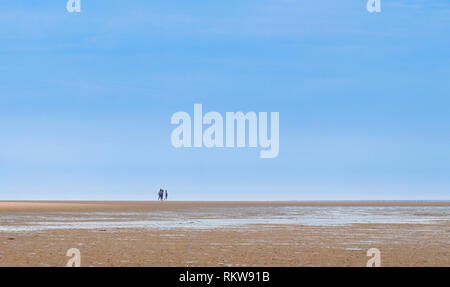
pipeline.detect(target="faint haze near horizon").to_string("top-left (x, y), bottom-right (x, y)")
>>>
top-left (0, 0), bottom-right (449, 200)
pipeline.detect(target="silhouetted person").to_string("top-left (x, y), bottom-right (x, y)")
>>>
top-left (165, 190), bottom-right (168, 200)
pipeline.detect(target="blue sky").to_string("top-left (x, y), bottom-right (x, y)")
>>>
top-left (0, 0), bottom-right (449, 200)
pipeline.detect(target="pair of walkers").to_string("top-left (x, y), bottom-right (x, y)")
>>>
top-left (158, 189), bottom-right (168, 201)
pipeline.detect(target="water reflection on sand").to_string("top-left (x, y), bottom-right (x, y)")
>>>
top-left (1, 206), bottom-right (449, 232)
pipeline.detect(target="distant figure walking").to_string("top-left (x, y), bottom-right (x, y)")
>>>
top-left (164, 190), bottom-right (168, 200)
top-left (158, 189), bottom-right (164, 201)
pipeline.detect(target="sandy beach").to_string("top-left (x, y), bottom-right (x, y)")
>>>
top-left (0, 201), bottom-right (449, 267)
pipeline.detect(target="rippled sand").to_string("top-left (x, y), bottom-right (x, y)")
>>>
top-left (0, 201), bottom-right (449, 266)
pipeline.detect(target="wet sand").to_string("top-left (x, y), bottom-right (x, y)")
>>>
top-left (1, 200), bottom-right (449, 213)
top-left (0, 201), bottom-right (449, 266)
